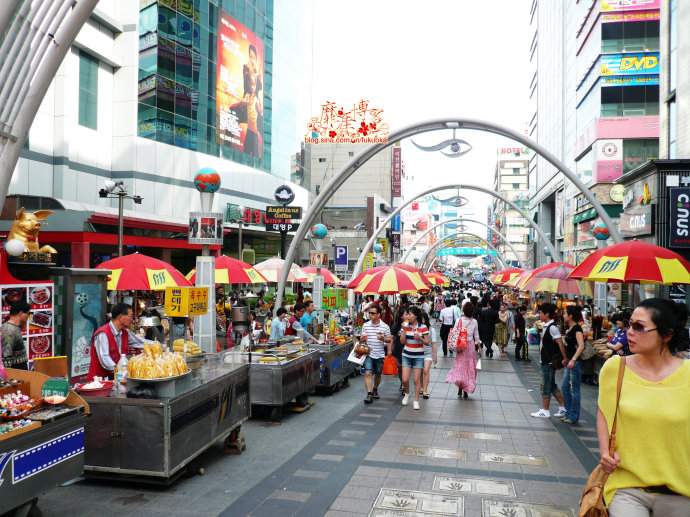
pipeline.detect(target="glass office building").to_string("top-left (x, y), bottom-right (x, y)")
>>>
top-left (136, 0), bottom-right (310, 179)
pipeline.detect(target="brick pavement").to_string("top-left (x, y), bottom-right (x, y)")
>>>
top-left (37, 332), bottom-right (600, 516)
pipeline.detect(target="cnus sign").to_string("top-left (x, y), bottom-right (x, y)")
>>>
top-left (669, 188), bottom-right (690, 248)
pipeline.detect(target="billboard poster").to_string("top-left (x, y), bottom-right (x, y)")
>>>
top-left (392, 147), bottom-right (402, 197)
top-left (189, 212), bottom-right (224, 245)
top-left (601, 0), bottom-right (660, 12)
top-left (601, 52), bottom-right (659, 76)
top-left (669, 188), bottom-right (690, 248)
top-left (71, 283), bottom-right (102, 383)
top-left (1, 283), bottom-right (54, 363)
top-left (216, 10), bottom-right (264, 157)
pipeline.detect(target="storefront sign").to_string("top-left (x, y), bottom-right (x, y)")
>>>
top-left (620, 204), bottom-right (653, 237)
top-left (602, 9), bottom-right (660, 22)
top-left (322, 288), bottom-right (348, 310)
top-left (601, 75), bottom-right (659, 87)
top-left (391, 233), bottom-right (401, 252)
top-left (437, 248), bottom-right (498, 256)
top-left (577, 196), bottom-right (593, 210)
top-left (669, 188), bottom-right (690, 248)
top-left (164, 286), bottom-right (209, 317)
top-left (393, 147), bottom-right (402, 197)
top-left (601, 52), bottom-right (659, 76)
top-left (188, 212), bottom-right (223, 245)
top-left (1, 283), bottom-right (54, 361)
top-left (377, 238), bottom-right (388, 253)
top-left (266, 206), bottom-right (302, 219)
top-left (363, 253), bottom-right (374, 271)
top-left (601, 0), bottom-right (660, 12)
top-left (265, 222), bottom-right (298, 233)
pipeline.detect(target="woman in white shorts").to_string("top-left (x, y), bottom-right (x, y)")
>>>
top-left (420, 312), bottom-right (438, 399)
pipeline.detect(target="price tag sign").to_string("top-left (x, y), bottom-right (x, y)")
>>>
top-left (165, 287), bottom-right (209, 317)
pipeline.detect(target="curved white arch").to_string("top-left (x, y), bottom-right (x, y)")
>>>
top-left (419, 231), bottom-right (506, 270)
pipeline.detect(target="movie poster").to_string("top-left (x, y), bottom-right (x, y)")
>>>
top-left (216, 10), bottom-right (265, 158)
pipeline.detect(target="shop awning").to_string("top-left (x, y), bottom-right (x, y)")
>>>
top-left (573, 205), bottom-right (624, 224)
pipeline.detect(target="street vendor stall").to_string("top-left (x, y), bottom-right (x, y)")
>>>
top-left (82, 353), bottom-right (249, 483)
top-left (0, 369), bottom-right (89, 515)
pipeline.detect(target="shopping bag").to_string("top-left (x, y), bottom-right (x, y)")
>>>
top-left (457, 328), bottom-right (468, 349)
top-left (382, 355), bottom-right (398, 376)
top-left (475, 359), bottom-right (482, 371)
top-left (448, 320), bottom-right (466, 351)
top-left (347, 347), bottom-right (366, 366)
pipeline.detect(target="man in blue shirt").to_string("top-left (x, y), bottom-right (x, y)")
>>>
top-left (300, 300), bottom-right (315, 329)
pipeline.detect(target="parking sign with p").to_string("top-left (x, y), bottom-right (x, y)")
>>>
top-left (334, 245), bottom-right (348, 271)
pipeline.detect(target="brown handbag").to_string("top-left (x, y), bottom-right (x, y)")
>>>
top-left (354, 342), bottom-right (370, 355)
top-left (578, 356), bottom-right (626, 517)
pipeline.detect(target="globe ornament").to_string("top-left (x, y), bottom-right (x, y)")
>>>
top-left (311, 224), bottom-right (328, 239)
top-left (373, 243), bottom-right (384, 253)
top-left (5, 239), bottom-right (25, 256)
top-left (593, 223), bottom-right (610, 240)
top-left (194, 167), bottom-right (221, 193)
top-left (543, 247), bottom-right (551, 256)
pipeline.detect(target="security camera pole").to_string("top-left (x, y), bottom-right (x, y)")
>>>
top-left (98, 180), bottom-right (143, 258)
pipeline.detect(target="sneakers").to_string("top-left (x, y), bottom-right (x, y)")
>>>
top-left (402, 394), bottom-right (410, 406)
top-left (554, 407), bottom-right (567, 418)
top-left (372, 388), bottom-right (380, 399)
top-left (413, 400), bottom-right (420, 410)
top-left (364, 393), bottom-right (373, 404)
top-left (531, 409), bottom-right (551, 418)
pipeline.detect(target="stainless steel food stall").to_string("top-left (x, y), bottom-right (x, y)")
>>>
top-left (83, 355), bottom-right (249, 483)
top-left (311, 340), bottom-right (356, 393)
top-left (249, 346), bottom-right (320, 422)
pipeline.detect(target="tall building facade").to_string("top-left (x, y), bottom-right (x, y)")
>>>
top-left (3, 0), bottom-right (312, 269)
top-left (529, 0), bottom-right (660, 266)
top-left (492, 147), bottom-right (530, 267)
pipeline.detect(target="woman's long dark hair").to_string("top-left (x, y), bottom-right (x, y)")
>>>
top-left (638, 298), bottom-right (689, 354)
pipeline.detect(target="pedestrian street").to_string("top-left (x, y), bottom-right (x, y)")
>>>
top-left (39, 332), bottom-right (598, 517)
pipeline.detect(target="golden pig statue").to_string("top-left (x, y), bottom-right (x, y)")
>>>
top-left (7, 208), bottom-right (57, 254)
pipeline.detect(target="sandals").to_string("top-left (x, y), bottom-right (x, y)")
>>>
top-left (423, 393), bottom-right (430, 399)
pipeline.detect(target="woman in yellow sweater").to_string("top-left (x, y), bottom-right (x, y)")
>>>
top-left (597, 298), bottom-right (690, 515)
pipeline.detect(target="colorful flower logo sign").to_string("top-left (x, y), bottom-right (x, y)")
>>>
top-left (305, 100), bottom-right (389, 144)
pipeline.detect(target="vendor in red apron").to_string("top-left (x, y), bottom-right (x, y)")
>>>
top-left (284, 303), bottom-right (318, 343)
top-left (87, 303), bottom-right (152, 381)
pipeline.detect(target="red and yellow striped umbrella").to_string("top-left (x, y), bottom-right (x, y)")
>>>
top-left (504, 269), bottom-right (534, 289)
top-left (96, 253), bottom-right (192, 291)
top-left (301, 267), bottom-right (341, 284)
top-left (353, 266), bottom-right (431, 295)
top-left (568, 240), bottom-right (690, 285)
top-left (522, 262), bottom-right (594, 296)
top-left (254, 258), bottom-right (310, 283)
top-left (424, 272), bottom-right (449, 286)
top-left (490, 268), bottom-right (524, 286)
top-left (186, 255), bottom-right (267, 284)
top-left (347, 263), bottom-right (419, 289)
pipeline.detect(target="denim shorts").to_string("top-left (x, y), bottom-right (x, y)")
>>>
top-left (402, 355), bottom-right (425, 370)
top-left (540, 364), bottom-right (560, 398)
top-left (364, 356), bottom-right (385, 374)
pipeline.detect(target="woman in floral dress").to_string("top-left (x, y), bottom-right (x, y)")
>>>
top-left (446, 302), bottom-right (480, 397)
top-left (494, 304), bottom-right (509, 357)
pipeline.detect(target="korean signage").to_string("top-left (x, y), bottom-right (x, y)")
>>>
top-left (391, 213), bottom-right (401, 232)
top-left (601, 52), bottom-right (659, 76)
top-left (620, 204), bottom-right (653, 237)
top-left (1, 283), bottom-right (54, 362)
top-left (596, 138), bottom-right (624, 182)
top-left (601, 75), bottom-right (659, 87)
top-left (266, 206), bottom-right (302, 219)
top-left (322, 289), bottom-right (348, 310)
top-left (363, 253), bottom-right (374, 271)
top-left (391, 233), bottom-right (401, 252)
top-left (165, 286), bottom-right (209, 317)
top-left (601, 0), bottom-right (660, 11)
top-left (265, 222), bottom-right (299, 233)
top-left (216, 9), bottom-right (265, 157)
top-left (334, 245), bottom-right (348, 271)
top-left (602, 9), bottom-right (659, 22)
top-left (669, 188), bottom-right (690, 248)
top-left (226, 204), bottom-right (290, 226)
top-left (189, 212), bottom-right (224, 245)
top-left (393, 147), bottom-right (402, 197)
top-left (377, 239), bottom-right (388, 253)
top-left (437, 248), bottom-right (498, 256)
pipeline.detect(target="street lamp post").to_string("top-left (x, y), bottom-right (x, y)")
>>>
top-left (237, 205), bottom-right (245, 261)
top-left (99, 180), bottom-right (143, 257)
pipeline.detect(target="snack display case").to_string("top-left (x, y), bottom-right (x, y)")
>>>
top-left (311, 338), bottom-right (356, 393)
top-left (0, 369), bottom-right (89, 515)
top-left (82, 354), bottom-right (249, 482)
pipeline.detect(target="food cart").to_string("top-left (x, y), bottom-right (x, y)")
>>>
top-left (82, 354), bottom-right (249, 483)
top-left (248, 339), bottom-right (320, 422)
top-left (0, 369), bottom-right (89, 515)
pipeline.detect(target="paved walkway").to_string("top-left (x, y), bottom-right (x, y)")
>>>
top-left (39, 331), bottom-right (600, 517)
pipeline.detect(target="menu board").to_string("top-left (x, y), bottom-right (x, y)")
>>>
top-left (1, 283), bottom-right (54, 360)
top-left (322, 288), bottom-right (348, 310)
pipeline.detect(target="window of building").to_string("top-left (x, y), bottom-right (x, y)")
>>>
top-left (576, 149), bottom-right (594, 186)
top-left (623, 139), bottom-right (659, 173)
top-left (318, 157), bottom-right (326, 163)
top-left (348, 151), bottom-right (354, 157)
top-left (601, 20), bottom-right (659, 52)
top-left (512, 183), bottom-right (520, 189)
top-left (601, 85), bottom-right (659, 118)
top-left (78, 51), bottom-right (99, 130)
top-left (513, 168), bottom-right (520, 174)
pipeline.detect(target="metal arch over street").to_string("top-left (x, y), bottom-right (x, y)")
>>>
top-left (401, 217), bottom-right (526, 266)
top-left (349, 183), bottom-right (559, 282)
top-left (275, 117), bottom-right (623, 312)
top-left (417, 231), bottom-right (506, 270)
top-left (0, 0), bottom-right (100, 211)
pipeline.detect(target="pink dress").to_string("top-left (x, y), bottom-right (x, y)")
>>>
top-left (445, 316), bottom-right (480, 393)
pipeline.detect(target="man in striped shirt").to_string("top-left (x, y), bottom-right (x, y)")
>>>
top-left (361, 305), bottom-right (392, 404)
top-left (399, 306), bottom-right (429, 409)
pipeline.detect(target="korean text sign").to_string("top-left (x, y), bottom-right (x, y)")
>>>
top-left (165, 287), bottom-right (209, 317)
top-left (216, 9), bottom-right (265, 158)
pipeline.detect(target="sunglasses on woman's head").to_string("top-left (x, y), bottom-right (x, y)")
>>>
top-left (629, 321), bottom-right (657, 334)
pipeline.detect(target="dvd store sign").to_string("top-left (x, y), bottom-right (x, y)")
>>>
top-left (669, 188), bottom-right (690, 248)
